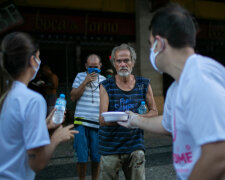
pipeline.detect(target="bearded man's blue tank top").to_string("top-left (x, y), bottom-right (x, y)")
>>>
top-left (99, 76), bottom-right (150, 155)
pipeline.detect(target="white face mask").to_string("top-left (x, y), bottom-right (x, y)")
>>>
top-left (149, 40), bottom-right (164, 73)
top-left (31, 57), bottom-right (41, 81)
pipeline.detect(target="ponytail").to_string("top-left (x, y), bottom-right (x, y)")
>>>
top-left (0, 51), bottom-right (13, 112)
top-left (0, 32), bottom-right (38, 112)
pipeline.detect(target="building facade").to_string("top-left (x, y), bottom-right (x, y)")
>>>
top-left (1, 0), bottom-right (225, 116)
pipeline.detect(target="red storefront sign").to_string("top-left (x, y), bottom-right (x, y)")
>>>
top-left (17, 11), bottom-right (135, 36)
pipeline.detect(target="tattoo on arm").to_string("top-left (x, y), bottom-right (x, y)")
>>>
top-left (28, 153), bottom-right (36, 160)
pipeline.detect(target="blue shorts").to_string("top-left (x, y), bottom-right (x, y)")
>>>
top-left (74, 125), bottom-right (100, 163)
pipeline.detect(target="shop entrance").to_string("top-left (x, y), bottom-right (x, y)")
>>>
top-left (38, 40), bottom-right (118, 118)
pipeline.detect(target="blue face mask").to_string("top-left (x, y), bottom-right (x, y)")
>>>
top-left (87, 67), bottom-right (101, 74)
top-left (31, 57), bottom-right (41, 81)
top-left (149, 40), bottom-right (164, 73)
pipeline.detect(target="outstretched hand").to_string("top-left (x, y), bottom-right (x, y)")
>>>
top-left (51, 124), bottom-right (79, 144)
top-left (117, 111), bottom-right (139, 129)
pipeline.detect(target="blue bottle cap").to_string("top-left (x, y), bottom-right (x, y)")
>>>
top-left (141, 101), bottom-right (145, 105)
top-left (59, 93), bottom-right (65, 98)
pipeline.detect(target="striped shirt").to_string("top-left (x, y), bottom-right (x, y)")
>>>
top-left (72, 72), bottom-right (106, 128)
top-left (99, 76), bottom-right (150, 155)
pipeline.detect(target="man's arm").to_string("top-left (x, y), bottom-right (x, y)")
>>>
top-left (70, 73), bottom-right (96, 102)
top-left (99, 84), bottom-right (117, 126)
top-left (189, 141), bottom-right (225, 180)
top-left (27, 125), bottom-right (78, 172)
top-left (142, 84), bottom-right (158, 118)
top-left (118, 111), bottom-right (170, 135)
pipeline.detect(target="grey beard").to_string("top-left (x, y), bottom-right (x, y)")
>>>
top-left (118, 71), bottom-right (130, 77)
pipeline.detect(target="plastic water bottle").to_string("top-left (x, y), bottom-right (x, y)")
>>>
top-left (52, 94), bottom-right (66, 124)
top-left (138, 101), bottom-right (147, 114)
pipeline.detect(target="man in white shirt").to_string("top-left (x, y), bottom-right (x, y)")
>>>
top-left (118, 3), bottom-right (225, 180)
top-left (71, 54), bottom-right (105, 180)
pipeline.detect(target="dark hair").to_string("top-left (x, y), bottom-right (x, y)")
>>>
top-left (149, 3), bottom-right (197, 48)
top-left (0, 32), bottom-right (39, 111)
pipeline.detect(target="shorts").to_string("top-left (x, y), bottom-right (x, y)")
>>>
top-left (73, 125), bottom-right (100, 163)
top-left (99, 150), bottom-right (145, 180)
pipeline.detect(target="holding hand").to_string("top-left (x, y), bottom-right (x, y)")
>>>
top-left (117, 111), bottom-right (139, 129)
top-left (85, 72), bottom-right (97, 84)
top-left (46, 108), bottom-right (66, 129)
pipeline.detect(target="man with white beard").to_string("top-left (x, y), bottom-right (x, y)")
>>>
top-left (98, 44), bottom-right (158, 180)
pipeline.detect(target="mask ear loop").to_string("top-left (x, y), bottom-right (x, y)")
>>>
top-left (153, 39), bottom-right (165, 56)
top-left (31, 56), bottom-right (40, 69)
top-left (159, 39), bottom-right (165, 52)
top-left (152, 40), bottom-right (158, 50)
top-left (34, 56), bottom-right (41, 65)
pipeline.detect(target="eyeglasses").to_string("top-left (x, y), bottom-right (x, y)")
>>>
top-left (115, 59), bottom-right (131, 64)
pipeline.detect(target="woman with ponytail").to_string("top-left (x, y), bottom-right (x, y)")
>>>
top-left (0, 32), bottom-right (78, 179)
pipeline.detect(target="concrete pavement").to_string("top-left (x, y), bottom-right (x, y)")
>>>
top-left (35, 131), bottom-right (176, 180)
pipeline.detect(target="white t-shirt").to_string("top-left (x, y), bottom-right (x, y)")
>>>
top-left (72, 72), bottom-right (106, 128)
top-left (0, 81), bottom-right (50, 180)
top-left (162, 54), bottom-right (225, 180)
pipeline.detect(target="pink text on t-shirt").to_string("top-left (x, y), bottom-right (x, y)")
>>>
top-left (173, 152), bottom-right (193, 164)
